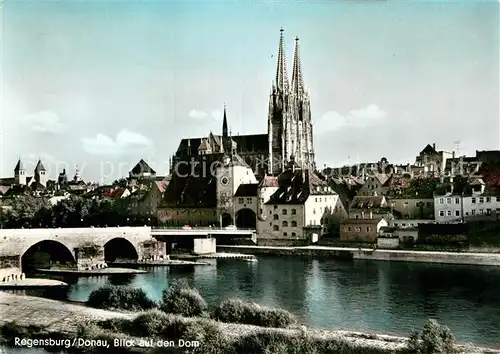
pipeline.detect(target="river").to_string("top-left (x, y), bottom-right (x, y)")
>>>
top-left (7, 256), bottom-right (500, 348)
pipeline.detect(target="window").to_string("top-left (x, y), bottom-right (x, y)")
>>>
top-left (486, 197), bottom-right (491, 203)
top-left (496, 208), bottom-right (500, 214)
top-left (259, 208), bottom-right (263, 214)
top-left (455, 210), bottom-right (460, 217)
top-left (446, 210), bottom-right (452, 216)
top-left (319, 198), bottom-right (322, 202)
top-left (313, 209), bottom-right (316, 214)
top-left (446, 198), bottom-right (451, 204)
top-left (291, 232), bottom-right (296, 237)
top-left (471, 209), bottom-right (476, 215)
top-left (479, 209), bottom-right (484, 215)
top-left (487, 209), bottom-right (492, 215)
top-left (367, 227), bottom-right (372, 232)
top-left (291, 221), bottom-right (297, 227)
top-left (439, 210), bottom-right (445, 217)
top-left (291, 209), bottom-right (296, 215)
top-left (426, 202), bottom-right (432, 207)
top-left (439, 198), bottom-right (444, 205)
top-left (260, 198), bottom-right (264, 203)
top-left (273, 214), bottom-right (279, 220)
top-left (472, 198), bottom-right (476, 204)
top-left (283, 232), bottom-right (287, 236)
top-left (479, 197), bottom-right (484, 204)
top-left (315, 198), bottom-right (318, 202)
top-left (246, 198), bottom-right (252, 204)
top-left (282, 221), bottom-right (288, 227)
top-left (348, 226), bottom-right (352, 231)
top-left (238, 198), bottom-right (244, 204)
top-left (269, 210), bottom-right (272, 214)
top-left (274, 205), bottom-right (278, 209)
top-left (355, 226), bottom-right (361, 232)
top-left (273, 225), bottom-right (279, 231)
top-left (282, 209), bottom-right (287, 215)
top-left (455, 198), bottom-right (460, 204)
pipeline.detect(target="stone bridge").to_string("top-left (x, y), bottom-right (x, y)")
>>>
top-left (0, 227), bottom-right (165, 280)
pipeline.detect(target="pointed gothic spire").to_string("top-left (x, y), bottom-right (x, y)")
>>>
top-left (222, 103), bottom-right (228, 137)
top-left (291, 36), bottom-right (304, 96)
top-left (14, 158), bottom-right (23, 172)
top-left (275, 27), bottom-right (289, 92)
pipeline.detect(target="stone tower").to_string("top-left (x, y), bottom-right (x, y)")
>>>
top-left (267, 28), bottom-right (315, 175)
top-left (34, 159), bottom-right (47, 187)
top-left (14, 158), bottom-right (26, 186)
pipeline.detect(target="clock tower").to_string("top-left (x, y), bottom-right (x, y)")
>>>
top-left (216, 155), bottom-right (235, 226)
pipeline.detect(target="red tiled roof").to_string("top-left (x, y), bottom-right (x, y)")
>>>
top-left (154, 180), bottom-right (169, 193)
top-left (259, 175), bottom-right (278, 188)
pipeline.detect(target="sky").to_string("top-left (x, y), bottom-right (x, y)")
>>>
top-left (0, 0), bottom-right (499, 183)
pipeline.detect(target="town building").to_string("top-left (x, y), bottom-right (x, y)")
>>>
top-left (434, 178), bottom-right (500, 222)
top-left (340, 218), bottom-right (388, 243)
top-left (256, 158), bottom-right (338, 244)
top-left (414, 143), bottom-right (453, 174)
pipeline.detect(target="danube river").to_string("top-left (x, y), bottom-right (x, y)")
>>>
top-left (13, 256), bottom-right (500, 348)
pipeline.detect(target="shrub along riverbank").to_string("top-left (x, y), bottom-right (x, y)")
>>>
top-left (0, 281), bottom-right (485, 354)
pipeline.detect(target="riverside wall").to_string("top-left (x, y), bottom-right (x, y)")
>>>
top-left (216, 245), bottom-right (500, 266)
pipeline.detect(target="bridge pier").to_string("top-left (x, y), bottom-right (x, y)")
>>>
top-left (75, 245), bottom-right (105, 271)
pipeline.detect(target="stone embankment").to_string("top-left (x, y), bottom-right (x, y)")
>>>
top-left (217, 245), bottom-right (500, 266)
top-left (0, 293), bottom-right (498, 353)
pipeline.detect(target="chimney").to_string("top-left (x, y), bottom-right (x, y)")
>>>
top-left (433, 143), bottom-right (436, 150)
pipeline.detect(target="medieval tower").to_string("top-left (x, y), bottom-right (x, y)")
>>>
top-left (268, 28), bottom-right (315, 175)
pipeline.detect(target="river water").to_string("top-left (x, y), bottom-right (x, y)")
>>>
top-left (9, 256), bottom-right (500, 348)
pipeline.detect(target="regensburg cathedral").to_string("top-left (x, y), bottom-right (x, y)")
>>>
top-left (161, 29), bottom-right (332, 232)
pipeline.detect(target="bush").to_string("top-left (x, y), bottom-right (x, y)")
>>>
top-left (130, 309), bottom-right (171, 337)
top-left (87, 285), bottom-right (156, 311)
top-left (406, 319), bottom-right (457, 354)
top-left (211, 299), bottom-right (296, 328)
top-left (76, 321), bottom-right (134, 354)
top-left (159, 279), bottom-right (207, 317)
top-left (177, 319), bottom-right (231, 354)
top-left (232, 330), bottom-right (390, 354)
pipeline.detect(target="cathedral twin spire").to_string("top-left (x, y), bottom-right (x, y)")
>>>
top-left (275, 28), bottom-right (305, 97)
top-left (268, 28), bottom-right (315, 176)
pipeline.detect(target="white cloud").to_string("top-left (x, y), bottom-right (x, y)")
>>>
top-left (27, 110), bottom-right (69, 134)
top-left (212, 110), bottom-right (222, 120)
top-left (81, 130), bottom-right (154, 156)
top-left (188, 109), bottom-right (208, 119)
top-left (316, 104), bottom-right (387, 133)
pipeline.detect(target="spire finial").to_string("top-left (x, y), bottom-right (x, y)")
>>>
top-left (275, 27), bottom-right (289, 92)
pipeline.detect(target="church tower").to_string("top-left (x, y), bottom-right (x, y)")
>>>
top-left (14, 158), bottom-right (26, 186)
top-left (267, 28), bottom-right (316, 175)
top-left (291, 36), bottom-right (315, 171)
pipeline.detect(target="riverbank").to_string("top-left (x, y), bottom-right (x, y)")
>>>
top-left (217, 245), bottom-right (500, 266)
top-left (0, 278), bottom-right (68, 289)
top-left (36, 267), bottom-right (147, 276)
top-left (0, 292), bottom-right (498, 354)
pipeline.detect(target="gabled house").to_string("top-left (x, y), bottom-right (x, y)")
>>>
top-left (257, 160), bottom-right (338, 244)
top-left (355, 173), bottom-right (392, 197)
top-left (348, 195), bottom-right (394, 220)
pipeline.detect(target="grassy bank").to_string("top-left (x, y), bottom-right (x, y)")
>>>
top-left (0, 281), bottom-right (471, 353)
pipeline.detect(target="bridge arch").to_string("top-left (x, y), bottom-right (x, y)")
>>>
top-left (235, 208), bottom-right (256, 229)
top-left (221, 213), bottom-right (233, 227)
top-left (104, 237), bottom-right (139, 263)
top-left (21, 240), bottom-right (76, 274)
